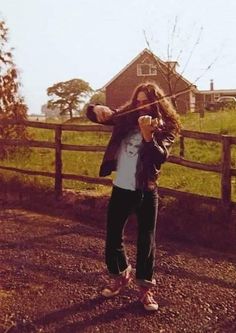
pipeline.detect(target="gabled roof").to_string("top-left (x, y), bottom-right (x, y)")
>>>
top-left (101, 48), bottom-right (197, 90)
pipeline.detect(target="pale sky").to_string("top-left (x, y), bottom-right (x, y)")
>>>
top-left (1, 0), bottom-right (236, 114)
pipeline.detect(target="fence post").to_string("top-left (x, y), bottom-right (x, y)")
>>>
top-left (180, 135), bottom-right (184, 158)
top-left (55, 125), bottom-right (62, 199)
top-left (221, 135), bottom-right (231, 217)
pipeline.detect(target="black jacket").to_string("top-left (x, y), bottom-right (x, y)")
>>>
top-left (86, 105), bottom-right (175, 190)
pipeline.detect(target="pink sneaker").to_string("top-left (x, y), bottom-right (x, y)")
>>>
top-left (102, 266), bottom-right (132, 298)
top-left (139, 288), bottom-right (158, 311)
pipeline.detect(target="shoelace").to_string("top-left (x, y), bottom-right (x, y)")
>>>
top-left (145, 294), bottom-right (157, 305)
top-left (141, 290), bottom-right (157, 305)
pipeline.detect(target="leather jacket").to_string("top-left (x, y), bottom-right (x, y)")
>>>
top-left (86, 105), bottom-right (175, 191)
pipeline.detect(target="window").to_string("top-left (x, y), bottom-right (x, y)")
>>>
top-left (137, 64), bottom-right (157, 76)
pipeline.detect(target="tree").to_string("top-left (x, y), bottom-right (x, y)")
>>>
top-left (143, 18), bottom-right (219, 114)
top-left (89, 91), bottom-right (105, 105)
top-left (0, 19), bottom-right (28, 157)
top-left (47, 78), bottom-right (93, 119)
top-left (80, 90), bottom-right (105, 117)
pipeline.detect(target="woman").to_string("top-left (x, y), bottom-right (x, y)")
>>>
top-left (86, 83), bottom-right (181, 311)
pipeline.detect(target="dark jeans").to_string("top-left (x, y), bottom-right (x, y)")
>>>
top-left (105, 185), bottom-right (158, 283)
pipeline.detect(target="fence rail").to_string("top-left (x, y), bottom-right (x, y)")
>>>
top-left (0, 119), bottom-right (236, 209)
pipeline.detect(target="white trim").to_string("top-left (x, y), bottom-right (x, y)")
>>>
top-left (199, 89), bottom-right (236, 94)
top-left (101, 48), bottom-right (196, 90)
top-left (137, 63), bottom-right (157, 76)
top-left (101, 49), bottom-right (152, 89)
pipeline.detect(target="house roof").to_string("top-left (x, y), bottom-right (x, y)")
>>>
top-left (198, 89), bottom-right (236, 94)
top-left (101, 48), bottom-right (197, 91)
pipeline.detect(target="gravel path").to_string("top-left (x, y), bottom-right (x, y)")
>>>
top-left (0, 204), bottom-right (236, 333)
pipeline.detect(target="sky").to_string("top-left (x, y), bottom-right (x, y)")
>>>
top-left (1, 0), bottom-right (236, 114)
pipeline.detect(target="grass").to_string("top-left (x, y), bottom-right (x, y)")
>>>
top-left (1, 109), bottom-right (236, 199)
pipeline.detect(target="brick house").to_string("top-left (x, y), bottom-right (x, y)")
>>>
top-left (102, 48), bottom-right (198, 114)
top-left (195, 79), bottom-right (236, 109)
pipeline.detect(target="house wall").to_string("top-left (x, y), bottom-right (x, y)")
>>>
top-left (105, 51), bottom-right (193, 114)
top-left (195, 91), bottom-right (236, 111)
top-left (168, 76), bottom-right (192, 114)
top-left (195, 93), bottom-right (205, 112)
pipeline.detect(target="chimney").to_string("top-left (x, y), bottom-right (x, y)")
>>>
top-left (210, 79), bottom-right (214, 91)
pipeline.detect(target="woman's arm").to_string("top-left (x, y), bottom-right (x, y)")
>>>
top-left (86, 104), bottom-right (117, 125)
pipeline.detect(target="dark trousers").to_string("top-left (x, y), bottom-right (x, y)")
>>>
top-left (105, 185), bottom-right (158, 283)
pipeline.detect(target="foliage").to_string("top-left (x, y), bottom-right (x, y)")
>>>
top-left (80, 90), bottom-right (105, 117)
top-left (1, 109), bottom-right (236, 199)
top-left (47, 78), bottom-right (93, 119)
top-left (0, 19), bottom-right (28, 157)
top-left (89, 91), bottom-right (106, 104)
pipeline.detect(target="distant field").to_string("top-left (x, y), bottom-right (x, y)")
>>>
top-left (1, 109), bottom-right (236, 200)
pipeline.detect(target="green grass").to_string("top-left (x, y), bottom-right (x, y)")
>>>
top-left (159, 163), bottom-right (221, 197)
top-left (180, 110), bottom-right (236, 134)
top-left (1, 109), bottom-right (236, 199)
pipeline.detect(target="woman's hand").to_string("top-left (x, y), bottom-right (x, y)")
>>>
top-left (138, 116), bottom-right (159, 142)
top-left (93, 105), bottom-right (114, 123)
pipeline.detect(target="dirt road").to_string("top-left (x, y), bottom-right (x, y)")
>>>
top-left (0, 204), bottom-right (236, 333)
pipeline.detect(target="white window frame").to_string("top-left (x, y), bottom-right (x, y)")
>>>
top-left (137, 63), bottom-right (157, 76)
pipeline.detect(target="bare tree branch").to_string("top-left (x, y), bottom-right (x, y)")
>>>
top-left (173, 26), bottom-right (203, 91)
top-left (169, 15), bottom-right (178, 61)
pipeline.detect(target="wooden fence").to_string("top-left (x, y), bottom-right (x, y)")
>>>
top-left (0, 119), bottom-right (236, 210)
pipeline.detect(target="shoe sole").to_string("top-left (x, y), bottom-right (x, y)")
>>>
top-left (143, 304), bottom-right (159, 311)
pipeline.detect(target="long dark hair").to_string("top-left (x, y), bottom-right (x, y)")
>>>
top-left (118, 83), bottom-right (181, 135)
